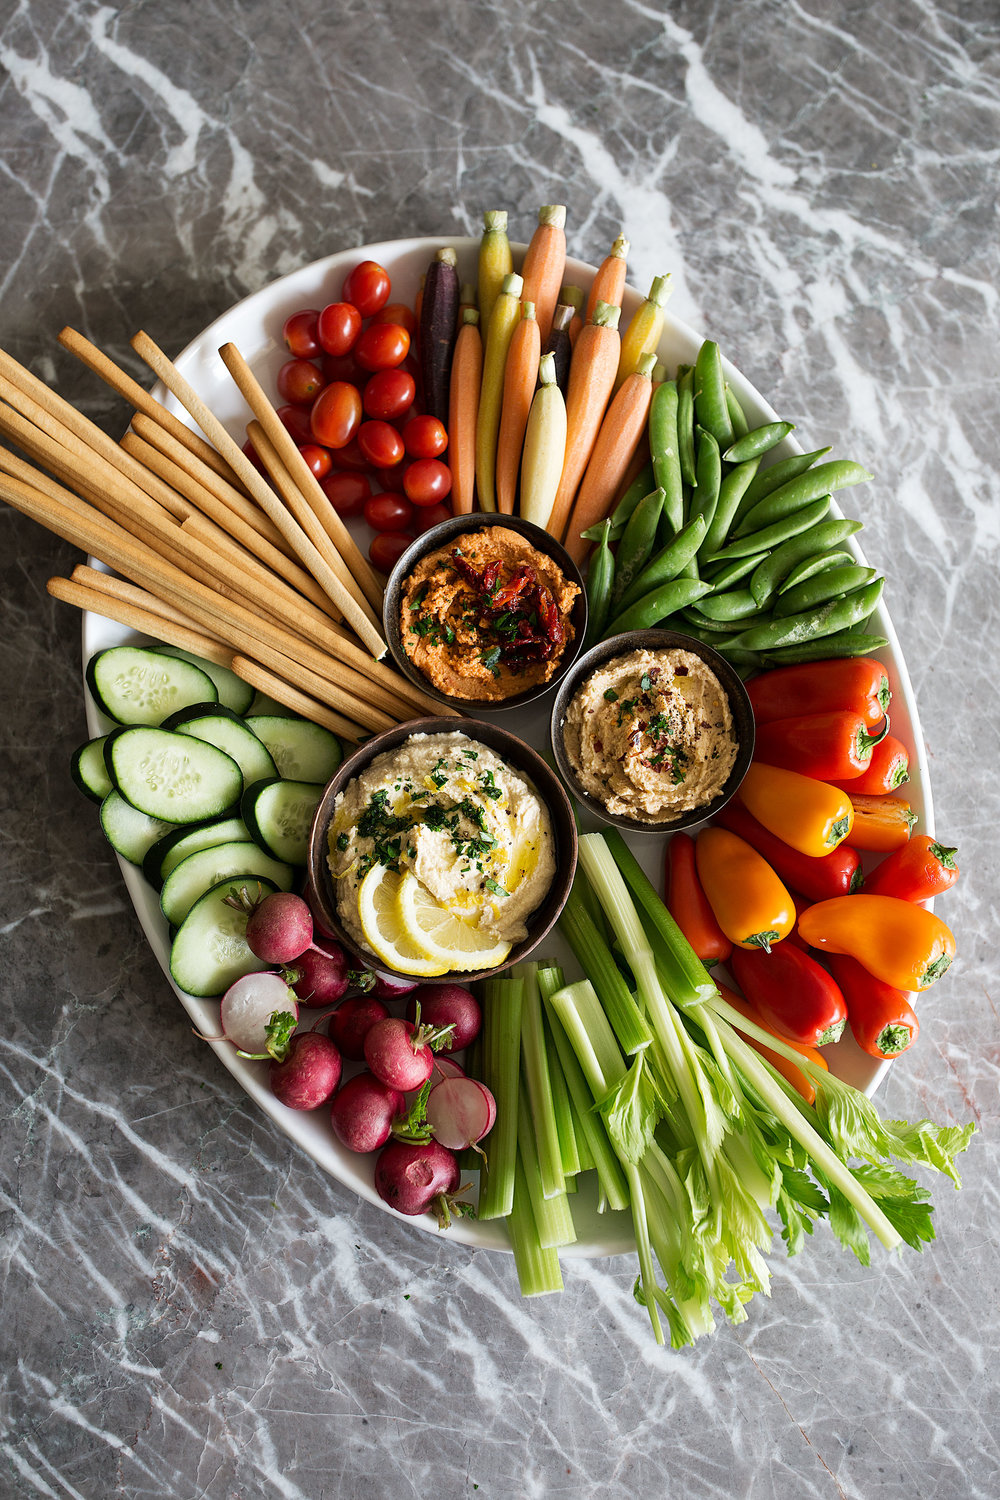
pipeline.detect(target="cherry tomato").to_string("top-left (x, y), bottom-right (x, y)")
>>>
top-left (298, 443), bottom-right (333, 480)
top-left (357, 420), bottom-right (405, 469)
top-left (242, 437), bottom-right (266, 475)
top-left (403, 413), bottom-right (448, 459)
top-left (310, 381), bottom-right (362, 450)
top-left (354, 322), bottom-right (410, 373)
top-left (403, 457), bottom-right (452, 506)
top-left (277, 358), bottom-right (324, 406)
top-left (372, 463), bottom-right (407, 494)
top-left (321, 470), bottom-right (371, 518)
top-left (321, 351), bottom-right (363, 385)
top-left (329, 435), bottom-right (369, 472)
top-left (342, 260), bottom-right (391, 318)
top-left (413, 501), bottom-right (451, 534)
top-left (370, 531), bottom-right (413, 571)
top-left (277, 403), bottom-right (314, 445)
top-left (363, 368), bottom-right (416, 421)
top-left (372, 302), bottom-right (418, 339)
top-left (364, 493), bottom-right (415, 532)
top-left (317, 301), bottom-right (362, 357)
top-left (283, 309), bottom-right (321, 358)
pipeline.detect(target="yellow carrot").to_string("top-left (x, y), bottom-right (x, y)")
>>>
top-left (448, 307), bottom-right (483, 515)
top-left (545, 300), bottom-right (621, 543)
top-left (614, 273), bottom-right (672, 392)
top-left (478, 210), bottom-right (513, 331)
top-left (495, 302), bottom-right (541, 516)
top-left (562, 352), bottom-right (656, 566)
top-left (520, 205), bottom-right (567, 344)
top-left (519, 353), bottom-right (567, 531)
top-left (475, 271), bottom-right (524, 514)
top-left (584, 232), bottom-right (629, 322)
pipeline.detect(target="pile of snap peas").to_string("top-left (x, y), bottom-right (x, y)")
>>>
top-left (580, 339), bottom-right (887, 673)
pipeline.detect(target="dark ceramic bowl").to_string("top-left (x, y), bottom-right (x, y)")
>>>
top-left (381, 513), bottom-right (588, 714)
top-left (307, 715), bottom-right (578, 984)
top-left (550, 628), bottom-right (755, 834)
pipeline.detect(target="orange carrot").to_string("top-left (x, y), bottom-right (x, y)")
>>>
top-left (584, 232), bottom-right (629, 322)
top-left (545, 300), bottom-right (621, 543)
top-left (448, 307), bottom-right (483, 515)
top-left (562, 351), bottom-right (655, 565)
top-left (495, 302), bottom-right (541, 516)
top-left (520, 205), bottom-right (567, 344)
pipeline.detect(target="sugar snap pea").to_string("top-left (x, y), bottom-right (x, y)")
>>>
top-left (733, 459), bottom-right (873, 538)
top-left (688, 427), bottom-right (722, 535)
top-left (749, 517), bottom-right (863, 607)
top-left (723, 421), bottom-right (795, 464)
top-left (703, 495), bottom-right (832, 566)
top-left (725, 383), bottom-right (749, 439)
top-left (690, 587), bottom-right (766, 622)
top-left (702, 551), bottom-right (769, 591)
top-left (694, 340), bottom-right (735, 449)
top-left (609, 486), bottom-right (664, 609)
top-left (735, 445), bottom-right (833, 517)
top-left (762, 630), bottom-right (889, 665)
top-left (583, 519), bottom-right (615, 650)
top-left (648, 380), bottom-right (684, 532)
top-left (698, 456), bottom-right (761, 561)
top-left (602, 576), bottom-right (712, 637)
top-left (676, 366), bottom-right (697, 486)
top-left (612, 513), bottom-right (707, 616)
top-left (679, 606), bottom-right (741, 634)
top-left (727, 577), bottom-right (884, 652)
top-left (772, 564), bottom-right (879, 618)
top-left (777, 549), bottom-right (856, 594)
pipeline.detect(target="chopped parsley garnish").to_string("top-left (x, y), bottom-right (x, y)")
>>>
top-left (483, 877), bottom-right (509, 898)
top-left (481, 645), bottom-right (502, 677)
top-left (603, 687), bottom-right (619, 702)
top-left (479, 770), bottom-right (503, 800)
top-left (336, 832), bottom-right (350, 852)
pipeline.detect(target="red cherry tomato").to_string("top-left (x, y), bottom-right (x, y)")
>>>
top-left (276, 403), bottom-right (314, 445)
top-left (283, 309), bottom-right (321, 358)
top-left (403, 413), bottom-right (448, 459)
top-left (329, 435), bottom-right (369, 472)
top-left (342, 260), bottom-right (391, 318)
top-left (357, 420), bottom-right (405, 469)
top-left (364, 493), bottom-right (415, 532)
top-left (298, 443), bottom-right (333, 480)
top-left (321, 350), bottom-right (363, 385)
top-left (370, 531), bottom-right (413, 571)
top-left (354, 322), bottom-right (410, 373)
top-left (363, 368), bottom-right (416, 421)
top-left (277, 358), bottom-right (324, 406)
top-left (372, 463), bottom-right (407, 494)
top-left (372, 302), bottom-right (418, 339)
top-left (317, 301), bottom-right (362, 357)
top-left (310, 381), bottom-right (362, 449)
top-left (403, 457), bottom-right (452, 506)
top-left (413, 501), bottom-right (451, 533)
top-left (321, 470), bottom-right (371, 518)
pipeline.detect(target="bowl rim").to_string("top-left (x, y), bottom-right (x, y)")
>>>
top-left (380, 512), bottom-right (589, 714)
top-left (306, 713), bottom-right (579, 985)
top-left (549, 626), bottom-right (756, 834)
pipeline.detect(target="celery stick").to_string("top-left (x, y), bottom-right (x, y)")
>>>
top-left (478, 975), bottom-right (523, 1221)
top-left (558, 883), bottom-right (653, 1055)
top-left (509, 1147), bottom-right (564, 1296)
top-left (518, 962), bottom-right (565, 1199)
top-left (603, 828), bottom-right (718, 1008)
top-left (543, 1006), bottom-right (582, 1176)
top-left (516, 1077), bottom-right (577, 1249)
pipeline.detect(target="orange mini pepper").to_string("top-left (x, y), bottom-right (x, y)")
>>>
top-left (797, 893), bottom-right (956, 992)
top-left (694, 827), bottom-right (795, 951)
top-left (737, 762), bottom-right (854, 857)
top-left (844, 793), bottom-right (916, 851)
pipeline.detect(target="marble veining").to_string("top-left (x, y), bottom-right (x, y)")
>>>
top-left (2, 1), bottom-right (999, 1496)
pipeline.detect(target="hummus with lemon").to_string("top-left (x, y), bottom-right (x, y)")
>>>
top-left (327, 731), bottom-right (555, 974)
top-left (563, 647), bottom-right (738, 823)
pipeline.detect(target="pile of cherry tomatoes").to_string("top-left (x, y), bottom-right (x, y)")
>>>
top-left (260, 258), bottom-right (453, 573)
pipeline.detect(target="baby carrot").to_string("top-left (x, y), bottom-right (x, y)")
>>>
top-left (584, 232), bottom-right (629, 323)
top-left (475, 271), bottom-right (524, 514)
top-left (615, 274), bottom-right (672, 392)
top-left (519, 352), bottom-right (567, 531)
top-left (448, 307), bottom-right (483, 515)
top-left (546, 300), bottom-right (621, 543)
top-left (495, 302), bottom-right (541, 515)
top-left (521, 205), bottom-right (567, 344)
top-left (562, 351), bottom-right (655, 566)
top-left (478, 210), bottom-right (513, 332)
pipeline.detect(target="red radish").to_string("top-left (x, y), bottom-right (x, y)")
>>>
top-left (363, 1015), bottom-right (453, 1092)
top-left (327, 994), bottom-right (390, 1060)
top-left (330, 1072), bottom-right (404, 1153)
top-left (405, 984), bottom-right (481, 1052)
top-left (371, 972), bottom-right (418, 1001)
top-left (425, 1077), bottom-right (496, 1152)
top-left (238, 890), bottom-right (316, 965)
top-left (431, 1055), bottom-right (466, 1083)
top-left (269, 1031), bottom-right (342, 1110)
top-left (289, 940), bottom-right (374, 1007)
top-left (374, 1140), bottom-right (472, 1226)
top-left (217, 972), bottom-right (299, 1058)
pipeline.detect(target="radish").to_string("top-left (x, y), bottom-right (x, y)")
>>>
top-left (431, 1055), bottom-right (466, 1083)
top-left (374, 1139), bottom-right (473, 1227)
top-left (216, 972), bottom-right (299, 1058)
top-left (270, 1031), bottom-right (342, 1110)
top-left (363, 1015), bottom-right (454, 1092)
top-left (288, 939), bottom-right (374, 1008)
top-left (405, 983), bottom-right (481, 1052)
top-left (330, 1071), bottom-right (405, 1153)
top-left (425, 1076), bottom-right (496, 1153)
top-left (327, 994), bottom-right (390, 1060)
top-left (372, 972), bottom-right (418, 1001)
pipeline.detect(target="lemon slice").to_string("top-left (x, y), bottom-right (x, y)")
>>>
top-left (357, 865), bottom-right (449, 977)
top-left (397, 871), bottom-right (512, 972)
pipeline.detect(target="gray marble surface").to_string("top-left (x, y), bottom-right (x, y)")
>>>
top-left (2, 2), bottom-right (998, 1496)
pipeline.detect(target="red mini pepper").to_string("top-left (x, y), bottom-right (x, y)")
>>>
top-left (729, 942), bottom-right (848, 1048)
top-left (834, 731), bottom-right (909, 795)
top-left (713, 800), bottom-right (863, 903)
top-left (753, 711), bottom-right (887, 781)
top-left (664, 832), bottom-right (732, 967)
top-left (864, 834), bottom-right (959, 902)
top-left (746, 657), bottom-right (891, 728)
top-left (713, 980), bottom-right (828, 1103)
top-left (825, 953), bottom-right (920, 1059)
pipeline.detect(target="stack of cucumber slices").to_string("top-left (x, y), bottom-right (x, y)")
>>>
top-left (72, 643), bottom-right (342, 998)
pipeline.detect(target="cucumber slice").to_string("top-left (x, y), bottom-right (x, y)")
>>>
top-left (245, 715), bottom-right (342, 784)
top-left (71, 736), bottom-right (113, 803)
top-left (152, 646), bottom-right (255, 716)
top-left (100, 791), bottom-right (176, 864)
top-left (159, 839), bottom-right (294, 927)
top-left (106, 727), bottom-right (243, 824)
top-left (242, 778), bottom-right (323, 865)
top-left (167, 710), bottom-right (278, 788)
top-left (169, 875), bottom-right (277, 998)
top-left (142, 814), bottom-right (251, 890)
top-left (86, 645), bottom-right (219, 725)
